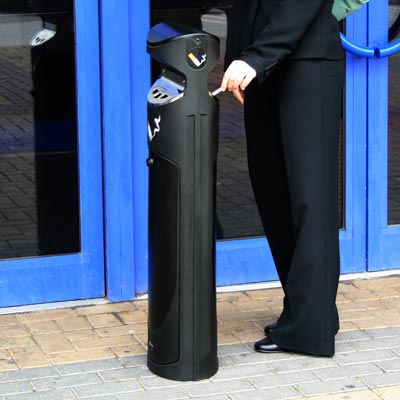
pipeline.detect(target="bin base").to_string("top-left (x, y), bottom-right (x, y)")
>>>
top-left (147, 356), bottom-right (218, 382)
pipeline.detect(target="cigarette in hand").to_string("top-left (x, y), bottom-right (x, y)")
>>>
top-left (211, 87), bottom-right (223, 96)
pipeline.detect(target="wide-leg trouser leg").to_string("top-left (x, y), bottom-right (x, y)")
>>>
top-left (244, 59), bottom-right (345, 356)
top-left (244, 76), bottom-right (296, 288)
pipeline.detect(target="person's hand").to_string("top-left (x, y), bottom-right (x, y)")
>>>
top-left (221, 60), bottom-right (256, 104)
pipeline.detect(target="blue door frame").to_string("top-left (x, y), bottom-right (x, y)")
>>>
top-left (100, 1), bottom-right (150, 300)
top-left (367, 0), bottom-right (400, 271)
top-left (0, 0), bottom-right (104, 307)
top-left (2, 1), bottom-right (396, 305)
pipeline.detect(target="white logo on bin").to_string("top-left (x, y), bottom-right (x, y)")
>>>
top-left (148, 116), bottom-right (161, 142)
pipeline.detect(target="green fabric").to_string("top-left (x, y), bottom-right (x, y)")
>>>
top-left (332, 0), bottom-right (369, 21)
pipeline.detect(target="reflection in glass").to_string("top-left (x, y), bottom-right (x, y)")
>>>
top-left (0, 1), bottom-right (80, 259)
top-left (201, 9), bottom-right (265, 238)
top-left (388, 0), bottom-right (400, 224)
top-left (151, 2), bottom-right (345, 238)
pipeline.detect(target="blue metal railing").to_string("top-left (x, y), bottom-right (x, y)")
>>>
top-left (340, 33), bottom-right (400, 58)
top-left (376, 39), bottom-right (400, 57)
top-left (340, 33), bottom-right (376, 58)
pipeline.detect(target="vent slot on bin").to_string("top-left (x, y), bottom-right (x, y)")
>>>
top-left (148, 68), bottom-right (186, 105)
top-left (148, 80), bottom-right (185, 105)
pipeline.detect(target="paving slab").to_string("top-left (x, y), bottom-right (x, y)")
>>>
top-left (0, 277), bottom-right (397, 399)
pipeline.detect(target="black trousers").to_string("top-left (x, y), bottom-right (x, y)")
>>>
top-left (244, 58), bottom-right (345, 356)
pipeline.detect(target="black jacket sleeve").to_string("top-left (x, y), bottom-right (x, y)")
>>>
top-left (238, 0), bottom-right (327, 80)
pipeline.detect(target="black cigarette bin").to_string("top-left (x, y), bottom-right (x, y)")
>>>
top-left (146, 22), bottom-right (219, 381)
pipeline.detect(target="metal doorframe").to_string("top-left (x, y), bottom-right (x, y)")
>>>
top-left (367, 0), bottom-right (400, 270)
top-left (0, 0), bottom-right (105, 307)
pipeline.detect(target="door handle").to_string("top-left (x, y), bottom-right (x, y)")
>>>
top-left (340, 35), bottom-right (400, 58)
top-left (375, 39), bottom-right (400, 57)
top-left (340, 33), bottom-right (376, 58)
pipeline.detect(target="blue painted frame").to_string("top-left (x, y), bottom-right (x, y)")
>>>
top-left (100, 0), bottom-right (136, 301)
top-left (100, 1), bottom-right (150, 298)
top-left (0, 0), bottom-right (104, 307)
top-left (339, 10), bottom-right (369, 274)
top-left (129, 2), bottom-right (151, 296)
top-left (367, 0), bottom-right (400, 270)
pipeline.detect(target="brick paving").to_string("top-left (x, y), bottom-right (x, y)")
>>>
top-left (0, 275), bottom-right (396, 398)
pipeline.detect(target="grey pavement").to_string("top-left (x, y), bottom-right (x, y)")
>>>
top-left (0, 326), bottom-right (398, 399)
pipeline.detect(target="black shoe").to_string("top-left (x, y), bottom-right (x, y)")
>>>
top-left (254, 337), bottom-right (288, 353)
top-left (264, 321), bottom-right (278, 336)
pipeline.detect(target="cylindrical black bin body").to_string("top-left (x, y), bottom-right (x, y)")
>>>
top-left (147, 23), bottom-right (219, 381)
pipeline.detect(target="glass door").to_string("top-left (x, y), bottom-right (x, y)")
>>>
top-left (0, 0), bottom-right (104, 306)
top-left (215, 9), bottom-right (368, 284)
top-left (367, 0), bottom-right (400, 270)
